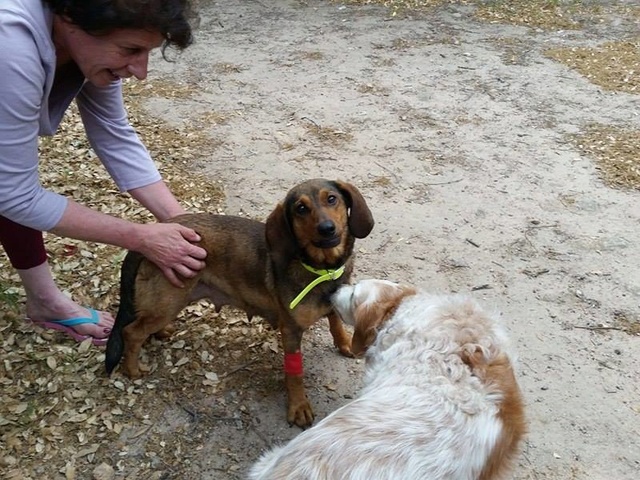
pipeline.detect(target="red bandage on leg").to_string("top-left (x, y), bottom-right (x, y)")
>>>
top-left (284, 351), bottom-right (303, 376)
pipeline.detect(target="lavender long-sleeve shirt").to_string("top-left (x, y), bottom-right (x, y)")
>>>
top-left (0, 0), bottom-right (161, 231)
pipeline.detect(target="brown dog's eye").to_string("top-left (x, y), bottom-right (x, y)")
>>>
top-left (295, 203), bottom-right (309, 215)
top-left (327, 194), bottom-right (338, 205)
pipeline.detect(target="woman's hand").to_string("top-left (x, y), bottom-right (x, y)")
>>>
top-left (127, 181), bottom-right (207, 286)
top-left (51, 195), bottom-right (207, 288)
top-left (136, 222), bottom-right (207, 288)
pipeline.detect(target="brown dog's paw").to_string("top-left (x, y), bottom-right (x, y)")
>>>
top-left (123, 368), bottom-right (142, 380)
top-left (122, 361), bottom-right (149, 380)
top-left (329, 315), bottom-right (353, 357)
top-left (328, 314), bottom-right (353, 357)
top-left (332, 331), bottom-right (354, 357)
top-left (335, 340), bottom-right (355, 358)
top-left (153, 324), bottom-right (176, 340)
top-left (287, 399), bottom-right (315, 428)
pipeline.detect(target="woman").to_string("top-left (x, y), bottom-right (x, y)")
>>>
top-left (0, 0), bottom-right (207, 345)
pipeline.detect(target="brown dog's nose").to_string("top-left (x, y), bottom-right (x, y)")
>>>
top-left (317, 220), bottom-right (336, 237)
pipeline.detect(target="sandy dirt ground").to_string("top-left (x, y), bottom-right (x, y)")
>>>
top-left (2, 1), bottom-right (639, 479)
top-left (141, 0), bottom-right (640, 478)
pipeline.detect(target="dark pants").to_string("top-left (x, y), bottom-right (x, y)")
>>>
top-left (0, 216), bottom-right (47, 269)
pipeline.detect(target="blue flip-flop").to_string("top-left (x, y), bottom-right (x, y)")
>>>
top-left (29, 308), bottom-right (110, 346)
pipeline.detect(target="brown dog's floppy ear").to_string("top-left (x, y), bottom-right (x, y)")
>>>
top-left (265, 202), bottom-right (296, 263)
top-left (334, 180), bottom-right (374, 239)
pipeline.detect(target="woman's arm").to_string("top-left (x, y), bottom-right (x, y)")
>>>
top-left (50, 197), bottom-right (206, 287)
top-left (75, 78), bottom-right (208, 287)
top-left (0, 12), bottom-right (70, 231)
top-left (128, 180), bottom-right (187, 222)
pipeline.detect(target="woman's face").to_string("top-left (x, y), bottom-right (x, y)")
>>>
top-left (54, 17), bottom-right (164, 87)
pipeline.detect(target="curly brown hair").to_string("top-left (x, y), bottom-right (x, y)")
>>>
top-left (43, 0), bottom-right (194, 53)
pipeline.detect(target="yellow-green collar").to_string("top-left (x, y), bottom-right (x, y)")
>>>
top-left (289, 263), bottom-right (346, 310)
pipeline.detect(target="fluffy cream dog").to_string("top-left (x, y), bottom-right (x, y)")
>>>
top-left (248, 279), bottom-right (526, 480)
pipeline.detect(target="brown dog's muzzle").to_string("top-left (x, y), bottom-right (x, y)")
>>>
top-left (313, 220), bottom-right (340, 248)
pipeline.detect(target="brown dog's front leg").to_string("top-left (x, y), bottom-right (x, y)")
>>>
top-left (328, 311), bottom-right (353, 357)
top-left (281, 325), bottom-right (314, 428)
top-left (284, 372), bottom-right (313, 428)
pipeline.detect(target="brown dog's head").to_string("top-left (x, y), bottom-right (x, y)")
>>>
top-left (332, 279), bottom-right (417, 356)
top-left (265, 179), bottom-right (374, 268)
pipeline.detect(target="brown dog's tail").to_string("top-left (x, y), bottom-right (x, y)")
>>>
top-left (105, 251), bottom-right (145, 375)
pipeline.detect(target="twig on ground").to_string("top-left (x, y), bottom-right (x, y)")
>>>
top-left (424, 178), bottom-right (463, 186)
top-left (466, 238), bottom-right (480, 248)
top-left (573, 325), bottom-right (625, 331)
top-left (373, 161), bottom-right (400, 182)
top-left (300, 116), bottom-right (320, 128)
top-left (222, 359), bottom-right (260, 378)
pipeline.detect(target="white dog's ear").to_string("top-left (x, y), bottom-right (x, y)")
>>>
top-left (351, 323), bottom-right (378, 357)
top-left (350, 284), bottom-right (418, 356)
top-left (351, 300), bottom-right (398, 356)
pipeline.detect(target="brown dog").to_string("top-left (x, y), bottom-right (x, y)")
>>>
top-left (105, 178), bottom-right (374, 427)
